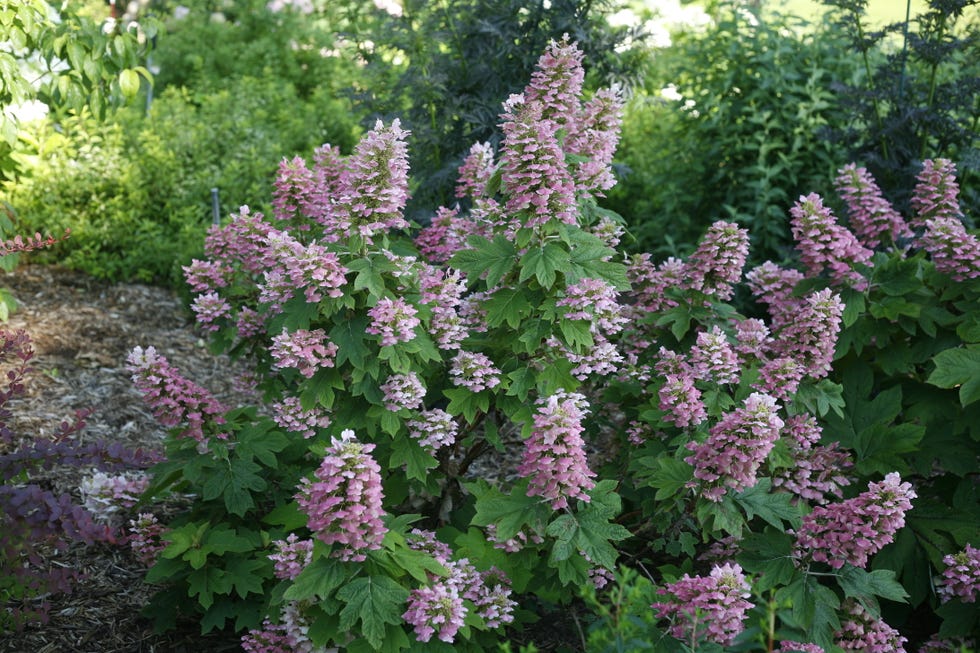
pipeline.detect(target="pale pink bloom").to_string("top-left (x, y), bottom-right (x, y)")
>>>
top-left (190, 291), bottom-right (231, 332)
top-left (937, 544), bottom-right (980, 603)
top-left (685, 221), bottom-right (751, 300)
top-left (685, 393), bottom-right (784, 501)
top-left (790, 193), bottom-right (873, 289)
top-left (775, 642), bottom-right (824, 653)
top-left (795, 472), bottom-right (916, 569)
top-left (450, 350), bottom-right (501, 392)
top-left (772, 414), bottom-right (852, 504)
top-left (690, 326), bottom-right (740, 384)
top-left (272, 396), bottom-right (331, 438)
top-left (294, 430), bottom-right (387, 562)
top-left (127, 346), bottom-right (228, 443)
top-left (835, 600), bottom-right (907, 652)
top-left (652, 562), bottom-right (753, 647)
top-left (835, 163), bottom-right (911, 248)
top-left (403, 583), bottom-right (466, 643)
top-left (523, 35), bottom-right (586, 127)
top-left (380, 372), bottom-right (426, 412)
top-left (407, 409), bottom-right (457, 452)
top-left (456, 141), bottom-right (497, 199)
top-left (910, 158), bottom-right (963, 227)
top-left (917, 216), bottom-right (980, 281)
top-left (745, 261), bottom-right (805, 327)
top-left (269, 533), bottom-right (314, 580)
top-left (366, 297), bottom-right (420, 346)
top-left (183, 258), bottom-right (230, 292)
top-left (565, 85), bottom-right (624, 194)
top-left (204, 205), bottom-right (276, 276)
top-left (337, 119), bottom-right (411, 242)
top-left (517, 391), bottom-right (596, 510)
top-left (770, 289), bottom-right (844, 380)
top-left (269, 328), bottom-right (338, 378)
top-left (558, 278), bottom-right (628, 335)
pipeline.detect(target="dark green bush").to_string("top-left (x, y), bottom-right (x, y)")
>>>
top-left (604, 2), bottom-right (859, 262)
top-left (820, 0), bottom-right (980, 221)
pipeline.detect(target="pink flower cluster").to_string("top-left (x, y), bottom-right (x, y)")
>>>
top-left (835, 600), bottom-right (907, 652)
top-left (775, 642), bottom-right (824, 653)
top-left (450, 350), bottom-right (501, 392)
top-left (500, 96), bottom-right (577, 229)
top-left (937, 544), bottom-right (980, 603)
top-left (910, 158), bottom-right (962, 225)
top-left (380, 372), bottom-right (426, 412)
top-left (79, 470), bottom-right (149, 522)
top-left (652, 562), bottom-right (754, 647)
top-left (127, 346), bottom-right (228, 444)
top-left (268, 533), bottom-right (314, 580)
top-left (403, 530), bottom-right (516, 643)
top-left (261, 231), bottom-right (348, 306)
top-left (269, 328), bottom-right (338, 378)
top-left (127, 513), bottom-right (167, 566)
top-left (294, 430), bottom-right (387, 562)
top-left (685, 392), bottom-right (784, 502)
top-left (456, 142), bottom-right (496, 200)
top-left (190, 291), bottom-right (232, 332)
top-left (241, 603), bottom-right (319, 653)
top-left (271, 395), bottom-right (331, 439)
top-left (366, 297), bottom-right (420, 346)
top-left (415, 205), bottom-right (487, 265)
top-left (769, 288), bottom-right (844, 380)
top-left (835, 164), bottom-right (911, 248)
top-left (200, 205), bottom-right (275, 277)
top-left (917, 215), bottom-right (980, 281)
top-left (690, 326), bottom-right (740, 385)
top-left (517, 391), bottom-right (596, 510)
top-left (557, 277), bottom-right (627, 335)
top-left (407, 408), bottom-right (458, 452)
top-left (656, 348), bottom-right (706, 428)
top-left (684, 221), bottom-right (751, 301)
top-left (772, 415), bottom-right (852, 504)
top-left (795, 472), bottom-right (916, 569)
top-left (790, 193), bottom-right (873, 289)
top-left (403, 581), bottom-right (466, 643)
top-left (565, 86), bottom-right (624, 194)
top-left (337, 119), bottom-right (411, 241)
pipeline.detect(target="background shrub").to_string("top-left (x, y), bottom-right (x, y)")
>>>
top-left (604, 1), bottom-right (859, 262)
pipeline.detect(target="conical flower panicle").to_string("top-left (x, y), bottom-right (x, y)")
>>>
top-left (294, 430), bottom-right (387, 562)
top-left (834, 163), bottom-right (911, 248)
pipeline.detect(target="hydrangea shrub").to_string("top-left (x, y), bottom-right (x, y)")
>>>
top-left (133, 38), bottom-right (980, 652)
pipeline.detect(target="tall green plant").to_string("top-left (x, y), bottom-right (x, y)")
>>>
top-left (605, 1), bottom-right (858, 262)
top-left (820, 0), bottom-right (980, 219)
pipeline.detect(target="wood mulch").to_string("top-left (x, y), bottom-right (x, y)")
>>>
top-left (0, 265), bottom-right (246, 653)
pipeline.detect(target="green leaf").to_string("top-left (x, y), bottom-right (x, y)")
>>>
top-left (336, 576), bottom-right (409, 651)
top-left (506, 366), bottom-right (536, 401)
top-left (225, 557), bottom-right (269, 599)
top-left (331, 316), bottom-right (371, 369)
top-left (202, 524), bottom-right (255, 556)
top-left (348, 257), bottom-right (386, 297)
top-left (734, 479), bottom-right (802, 529)
top-left (284, 557), bottom-right (346, 602)
top-left (837, 566), bottom-right (908, 613)
top-left (646, 457), bottom-right (693, 501)
top-left (483, 287), bottom-right (532, 329)
top-left (187, 566), bottom-right (233, 609)
top-left (928, 346), bottom-right (980, 407)
top-left (467, 480), bottom-right (549, 541)
top-left (263, 499), bottom-right (308, 528)
top-left (450, 235), bottom-right (517, 288)
top-left (389, 436), bottom-right (438, 482)
top-left (558, 318), bottom-right (594, 350)
top-left (519, 242), bottom-right (569, 289)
